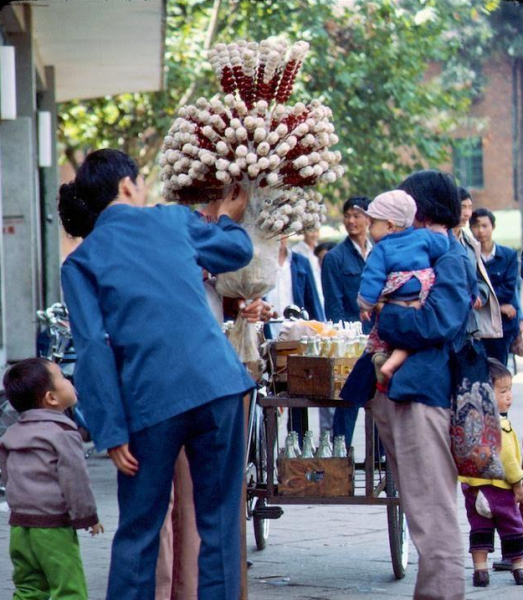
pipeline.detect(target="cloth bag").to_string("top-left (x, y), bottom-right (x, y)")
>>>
top-left (449, 340), bottom-right (504, 479)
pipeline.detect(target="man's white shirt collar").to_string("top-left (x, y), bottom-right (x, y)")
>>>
top-left (481, 243), bottom-right (496, 263)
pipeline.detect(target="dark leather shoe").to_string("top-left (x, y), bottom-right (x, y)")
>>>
top-left (473, 570), bottom-right (489, 587)
top-left (493, 558), bottom-right (513, 571)
top-left (513, 569), bottom-right (523, 585)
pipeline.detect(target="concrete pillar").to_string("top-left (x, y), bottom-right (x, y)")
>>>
top-left (0, 8), bottom-right (41, 361)
top-left (38, 66), bottom-right (61, 307)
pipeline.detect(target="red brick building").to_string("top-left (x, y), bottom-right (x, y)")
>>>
top-left (444, 54), bottom-right (521, 213)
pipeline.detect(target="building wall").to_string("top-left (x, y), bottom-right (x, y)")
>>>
top-left (445, 55), bottom-right (517, 211)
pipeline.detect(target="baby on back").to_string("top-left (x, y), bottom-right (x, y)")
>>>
top-left (357, 190), bottom-right (449, 382)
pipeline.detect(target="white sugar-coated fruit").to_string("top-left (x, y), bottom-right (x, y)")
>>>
top-left (229, 163), bottom-right (241, 176)
top-left (247, 164), bottom-right (260, 177)
top-left (268, 155), bottom-right (281, 168)
top-left (276, 143), bottom-right (290, 157)
top-left (235, 145), bottom-right (248, 158)
top-left (178, 174), bottom-right (192, 186)
top-left (236, 127), bottom-right (248, 141)
top-left (257, 142), bottom-right (270, 156)
top-left (293, 156), bottom-right (308, 169)
top-left (225, 128), bottom-right (237, 142)
top-left (257, 157), bottom-right (270, 170)
top-left (267, 172), bottom-right (279, 185)
top-left (216, 141), bottom-right (229, 156)
top-left (216, 171), bottom-right (232, 183)
top-left (244, 116), bottom-right (256, 130)
top-left (215, 158), bottom-right (230, 171)
top-left (300, 166), bottom-right (314, 178)
top-left (246, 153), bottom-right (257, 165)
top-left (200, 152), bottom-right (215, 166)
top-left (254, 128), bottom-right (267, 142)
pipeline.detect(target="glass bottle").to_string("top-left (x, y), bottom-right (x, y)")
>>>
top-left (284, 433), bottom-right (298, 458)
top-left (306, 336), bottom-right (319, 357)
top-left (315, 431), bottom-right (333, 458)
top-left (299, 335), bottom-right (308, 356)
top-left (301, 431), bottom-right (315, 458)
top-left (291, 431), bottom-right (301, 457)
top-left (333, 435), bottom-right (348, 458)
top-left (320, 336), bottom-right (330, 358)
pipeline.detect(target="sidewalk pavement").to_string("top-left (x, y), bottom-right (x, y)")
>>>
top-left (2, 376), bottom-right (523, 599)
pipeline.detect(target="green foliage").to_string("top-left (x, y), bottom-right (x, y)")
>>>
top-left (58, 0), bottom-right (495, 207)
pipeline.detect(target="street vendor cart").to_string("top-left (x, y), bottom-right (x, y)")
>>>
top-left (245, 340), bottom-right (410, 580)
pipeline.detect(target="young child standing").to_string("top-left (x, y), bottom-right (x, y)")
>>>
top-left (460, 358), bottom-right (523, 587)
top-left (356, 190), bottom-right (449, 381)
top-left (0, 358), bottom-right (103, 600)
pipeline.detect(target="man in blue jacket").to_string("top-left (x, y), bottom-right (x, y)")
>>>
top-left (321, 196), bottom-right (372, 445)
top-left (470, 208), bottom-right (519, 365)
top-left (322, 196), bottom-right (372, 324)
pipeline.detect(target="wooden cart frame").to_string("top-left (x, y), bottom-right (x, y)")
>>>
top-left (245, 391), bottom-right (410, 579)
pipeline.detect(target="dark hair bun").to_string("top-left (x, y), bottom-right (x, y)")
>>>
top-left (57, 149), bottom-right (139, 238)
top-left (58, 182), bottom-right (97, 238)
top-left (397, 170), bottom-right (460, 229)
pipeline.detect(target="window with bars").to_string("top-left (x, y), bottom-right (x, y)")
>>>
top-left (452, 137), bottom-right (484, 189)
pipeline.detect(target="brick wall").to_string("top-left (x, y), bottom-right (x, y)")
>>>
top-left (443, 55), bottom-right (517, 211)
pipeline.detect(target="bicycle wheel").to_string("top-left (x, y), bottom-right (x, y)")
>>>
top-left (251, 405), bottom-right (270, 550)
top-left (386, 461), bottom-right (409, 579)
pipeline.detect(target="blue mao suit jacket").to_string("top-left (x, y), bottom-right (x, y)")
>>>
top-left (61, 204), bottom-right (255, 451)
top-left (485, 244), bottom-right (519, 337)
top-left (291, 252), bottom-right (325, 321)
top-left (321, 236), bottom-right (364, 324)
top-left (377, 233), bottom-right (472, 408)
top-left (340, 232), bottom-right (472, 409)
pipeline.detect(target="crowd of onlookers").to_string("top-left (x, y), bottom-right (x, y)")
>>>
top-left (1, 152), bottom-right (523, 600)
top-left (288, 187), bottom-right (523, 444)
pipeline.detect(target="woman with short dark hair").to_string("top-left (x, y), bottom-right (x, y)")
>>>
top-left (369, 170), bottom-right (472, 600)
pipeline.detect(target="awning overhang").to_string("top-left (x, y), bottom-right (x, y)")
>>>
top-left (4, 0), bottom-right (166, 102)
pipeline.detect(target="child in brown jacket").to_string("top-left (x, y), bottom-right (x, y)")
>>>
top-left (0, 358), bottom-right (103, 600)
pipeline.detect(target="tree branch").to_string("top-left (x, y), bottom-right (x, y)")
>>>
top-left (64, 146), bottom-right (80, 173)
top-left (175, 0), bottom-right (222, 111)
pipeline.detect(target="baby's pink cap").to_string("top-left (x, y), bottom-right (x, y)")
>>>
top-left (358, 190), bottom-right (417, 228)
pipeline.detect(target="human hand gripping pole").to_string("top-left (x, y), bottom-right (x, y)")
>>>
top-left (216, 185), bottom-right (248, 222)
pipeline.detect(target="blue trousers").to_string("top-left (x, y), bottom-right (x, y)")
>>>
top-left (333, 405), bottom-right (384, 458)
top-left (333, 405), bottom-right (360, 446)
top-left (483, 333), bottom-right (515, 367)
top-left (106, 394), bottom-right (245, 600)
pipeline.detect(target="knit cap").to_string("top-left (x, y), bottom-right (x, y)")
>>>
top-left (359, 190), bottom-right (417, 228)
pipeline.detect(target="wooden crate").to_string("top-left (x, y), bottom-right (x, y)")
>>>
top-left (287, 355), bottom-right (357, 399)
top-left (270, 341), bottom-right (303, 384)
top-left (277, 454), bottom-right (354, 497)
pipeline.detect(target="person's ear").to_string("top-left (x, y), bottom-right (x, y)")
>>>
top-left (387, 220), bottom-right (396, 232)
top-left (41, 390), bottom-right (59, 409)
top-left (118, 177), bottom-right (135, 200)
